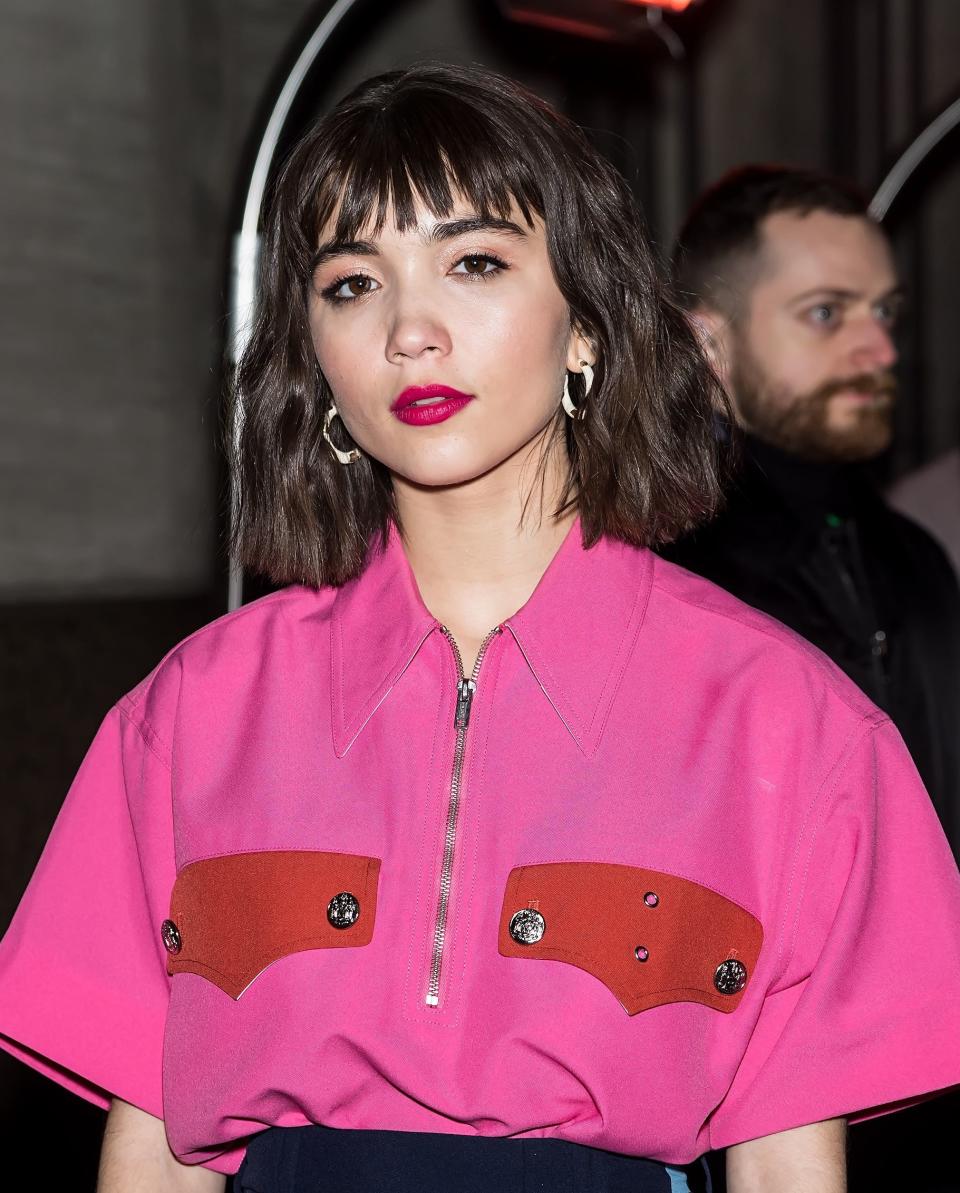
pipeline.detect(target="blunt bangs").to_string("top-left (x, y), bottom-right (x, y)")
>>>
top-left (309, 79), bottom-right (547, 247)
top-left (292, 68), bottom-right (562, 256)
top-left (232, 63), bottom-right (733, 589)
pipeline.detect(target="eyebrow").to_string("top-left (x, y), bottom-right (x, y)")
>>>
top-left (789, 284), bottom-right (906, 306)
top-left (310, 217), bottom-right (528, 271)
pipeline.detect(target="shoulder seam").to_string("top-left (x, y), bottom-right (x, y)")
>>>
top-left (121, 586), bottom-right (325, 707)
top-left (142, 586), bottom-right (315, 677)
top-left (116, 700), bottom-right (172, 773)
top-left (115, 587), bottom-right (327, 770)
top-left (777, 712), bottom-right (890, 980)
top-left (650, 573), bottom-right (872, 720)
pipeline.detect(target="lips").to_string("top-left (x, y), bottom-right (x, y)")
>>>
top-left (391, 384), bottom-right (475, 427)
top-left (391, 384), bottom-right (474, 411)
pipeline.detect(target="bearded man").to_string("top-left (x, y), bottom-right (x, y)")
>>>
top-left (664, 165), bottom-right (960, 858)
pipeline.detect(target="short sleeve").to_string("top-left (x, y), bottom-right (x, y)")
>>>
top-left (710, 717), bottom-right (960, 1150)
top-left (0, 703), bottom-right (175, 1119)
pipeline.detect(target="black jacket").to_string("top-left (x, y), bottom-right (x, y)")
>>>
top-left (663, 435), bottom-right (960, 858)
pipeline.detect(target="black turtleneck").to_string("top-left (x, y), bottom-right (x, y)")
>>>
top-left (743, 436), bottom-right (857, 519)
top-left (662, 432), bottom-right (960, 858)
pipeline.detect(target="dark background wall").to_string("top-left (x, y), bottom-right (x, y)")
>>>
top-left (2, 0), bottom-right (959, 1187)
top-left (4, 0), bottom-right (959, 607)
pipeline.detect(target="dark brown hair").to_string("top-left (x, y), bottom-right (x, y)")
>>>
top-left (672, 164), bottom-right (874, 315)
top-left (232, 62), bottom-right (730, 587)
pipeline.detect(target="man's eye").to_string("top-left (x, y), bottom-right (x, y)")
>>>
top-left (323, 274), bottom-right (380, 302)
top-left (808, 304), bottom-right (838, 326)
top-left (451, 254), bottom-right (507, 277)
top-left (874, 301), bottom-right (900, 328)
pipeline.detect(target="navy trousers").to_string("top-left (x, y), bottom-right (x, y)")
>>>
top-left (233, 1125), bottom-right (712, 1193)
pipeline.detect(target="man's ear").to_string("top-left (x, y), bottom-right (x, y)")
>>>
top-left (687, 306), bottom-right (733, 386)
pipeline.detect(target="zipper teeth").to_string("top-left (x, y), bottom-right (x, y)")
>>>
top-left (426, 625), bottom-right (501, 1006)
top-left (824, 523), bottom-right (888, 698)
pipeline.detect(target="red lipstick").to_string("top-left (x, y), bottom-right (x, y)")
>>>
top-left (391, 384), bottom-right (474, 426)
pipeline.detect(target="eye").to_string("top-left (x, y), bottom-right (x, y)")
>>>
top-left (322, 273), bottom-right (381, 303)
top-left (451, 253), bottom-right (508, 278)
top-left (807, 303), bottom-right (839, 328)
top-left (874, 299), bottom-right (901, 329)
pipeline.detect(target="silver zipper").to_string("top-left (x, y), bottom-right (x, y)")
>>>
top-left (425, 624), bottom-right (502, 1007)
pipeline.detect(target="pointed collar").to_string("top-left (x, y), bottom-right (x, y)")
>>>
top-left (329, 522), bottom-right (437, 757)
top-left (330, 519), bottom-right (654, 757)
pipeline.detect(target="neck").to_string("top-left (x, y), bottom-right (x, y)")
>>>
top-left (392, 424), bottom-right (577, 652)
top-left (742, 433), bottom-right (859, 515)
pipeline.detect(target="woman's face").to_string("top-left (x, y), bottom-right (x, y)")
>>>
top-left (307, 195), bottom-right (590, 490)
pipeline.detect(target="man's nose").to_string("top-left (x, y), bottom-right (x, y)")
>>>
top-left (850, 318), bottom-right (898, 373)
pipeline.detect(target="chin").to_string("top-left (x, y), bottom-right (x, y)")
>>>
top-left (390, 453), bottom-right (504, 491)
top-left (394, 431), bottom-right (552, 489)
top-left (818, 424), bottom-right (893, 462)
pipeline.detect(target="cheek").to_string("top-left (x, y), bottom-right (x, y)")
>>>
top-left (309, 313), bottom-right (336, 380)
top-left (744, 321), bottom-right (830, 401)
top-left (310, 317), bottom-right (352, 384)
top-left (309, 313), bottom-right (385, 421)
top-left (472, 290), bottom-right (570, 402)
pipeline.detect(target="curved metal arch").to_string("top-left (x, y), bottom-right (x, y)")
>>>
top-left (227, 0), bottom-right (367, 611)
top-left (870, 95), bottom-right (960, 222)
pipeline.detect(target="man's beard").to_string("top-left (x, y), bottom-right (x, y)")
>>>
top-left (732, 351), bottom-right (897, 463)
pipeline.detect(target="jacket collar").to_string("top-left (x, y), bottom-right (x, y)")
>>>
top-left (330, 519), bottom-right (654, 758)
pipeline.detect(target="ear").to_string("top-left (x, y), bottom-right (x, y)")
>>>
top-left (687, 306), bottom-right (733, 386)
top-left (565, 326), bottom-right (596, 374)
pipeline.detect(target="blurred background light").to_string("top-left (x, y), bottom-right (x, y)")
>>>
top-left (499, 0), bottom-right (698, 43)
top-left (626, 0), bottom-right (696, 9)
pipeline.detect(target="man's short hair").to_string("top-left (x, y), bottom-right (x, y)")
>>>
top-left (672, 165), bottom-right (872, 315)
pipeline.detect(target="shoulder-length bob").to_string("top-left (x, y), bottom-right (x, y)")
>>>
top-left (232, 62), bottom-right (730, 587)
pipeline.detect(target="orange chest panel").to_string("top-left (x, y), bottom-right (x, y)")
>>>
top-left (498, 862), bottom-right (763, 1014)
top-left (164, 850), bottom-right (380, 999)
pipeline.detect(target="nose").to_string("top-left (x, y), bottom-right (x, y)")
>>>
top-left (850, 317), bottom-right (898, 373)
top-left (384, 295), bottom-right (451, 363)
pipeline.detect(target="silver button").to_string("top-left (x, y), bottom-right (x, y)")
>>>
top-left (643, 892), bottom-right (659, 908)
top-left (634, 945), bottom-right (649, 962)
top-left (327, 892), bottom-right (360, 929)
top-left (161, 919), bottom-right (182, 954)
top-left (714, 958), bottom-right (748, 995)
top-left (509, 908), bottom-right (546, 945)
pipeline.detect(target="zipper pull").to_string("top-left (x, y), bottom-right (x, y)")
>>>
top-left (454, 678), bottom-right (477, 729)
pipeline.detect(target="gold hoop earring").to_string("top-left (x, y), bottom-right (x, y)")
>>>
top-left (322, 403), bottom-right (361, 465)
top-left (562, 361), bottom-right (594, 420)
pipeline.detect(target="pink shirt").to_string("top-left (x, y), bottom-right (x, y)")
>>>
top-left (1, 521), bottom-right (959, 1174)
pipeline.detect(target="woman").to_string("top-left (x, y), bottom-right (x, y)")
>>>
top-left (1, 64), bottom-right (958, 1193)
